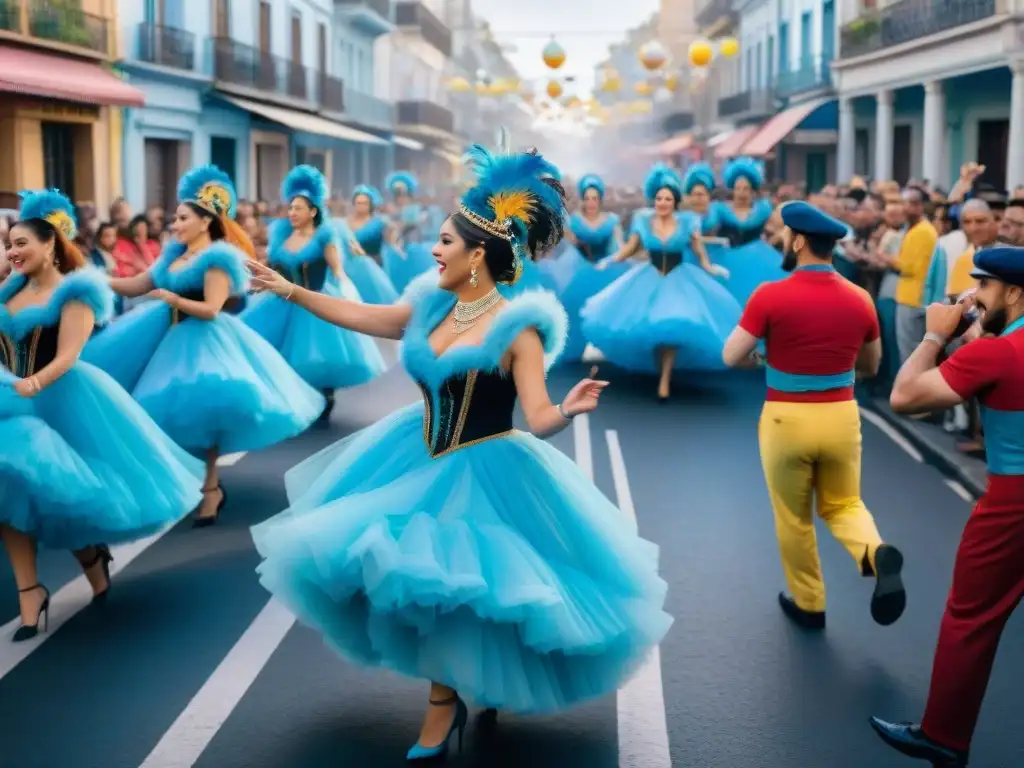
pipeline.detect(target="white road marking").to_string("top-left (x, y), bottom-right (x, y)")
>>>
top-left (605, 430), bottom-right (672, 768)
top-left (859, 407), bottom-right (924, 463)
top-left (944, 478), bottom-right (976, 503)
top-left (216, 452), bottom-right (247, 467)
top-left (139, 600), bottom-right (295, 768)
top-left (573, 412), bottom-right (593, 480)
top-left (0, 526), bottom-right (175, 681)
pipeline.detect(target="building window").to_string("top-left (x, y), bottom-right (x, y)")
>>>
top-left (291, 10), bottom-right (302, 62)
top-left (41, 122), bottom-right (75, 196)
top-left (213, 0), bottom-right (230, 36)
top-left (144, 138), bottom-right (186, 213)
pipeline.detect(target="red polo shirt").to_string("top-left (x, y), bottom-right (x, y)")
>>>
top-left (739, 267), bottom-right (880, 402)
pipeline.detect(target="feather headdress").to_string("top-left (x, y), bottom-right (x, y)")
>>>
top-left (386, 171), bottom-right (418, 197)
top-left (459, 140), bottom-right (566, 284)
top-left (177, 164), bottom-right (237, 218)
top-left (682, 163), bottom-right (716, 195)
top-left (577, 174), bottom-right (605, 199)
top-left (282, 164), bottom-right (329, 213)
top-left (352, 184), bottom-right (384, 209)
top-left (723, 156), bottom-right (765, 191)
top-left (18, 189), bottom-right (77, 239)
top-left (643, 163), bottom-right (683, 203)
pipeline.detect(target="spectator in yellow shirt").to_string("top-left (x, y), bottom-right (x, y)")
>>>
top-left (889, 186), bottom-right (938, 362)
top-left (947, 199), bottom-right (998, 298)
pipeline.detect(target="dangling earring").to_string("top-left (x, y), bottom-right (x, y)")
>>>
top-left (470, 267), bottom-right (478, 288)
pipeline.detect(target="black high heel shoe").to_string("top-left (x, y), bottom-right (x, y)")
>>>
top-left (82, 545), bottom-right (114, 604)
top-left (12, 584), bottom-right (50, 643)
top-left (192, 485), bottom-right (227, 529)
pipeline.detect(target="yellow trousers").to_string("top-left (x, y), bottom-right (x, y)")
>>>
top-left (758, 400), bottom-right (883, 613)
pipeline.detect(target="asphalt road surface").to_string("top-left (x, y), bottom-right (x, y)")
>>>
top-left (0, 359), bottom-right (1020, 768)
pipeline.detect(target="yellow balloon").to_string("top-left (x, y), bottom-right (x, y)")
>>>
top-left (664, 74), bottom-right (680, 92)
top-left (688, 40), bottom-right (713, 68)
top-left (447, 76), bottom-right (471, 92)
top-left (720, 37), bottom-right (740, 58)
top-left (634, 81), bottom-right (653, 96)
top-left (546, 80), bottom-right (563, 99)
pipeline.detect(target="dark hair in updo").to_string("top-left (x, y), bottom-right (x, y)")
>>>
top-left (450, 163), bottom-right (567, 284)
top-left (657, 185), bottom-right (682, 208)
top-left (12, 218), bottom-right (86, 274)
top-left (185, 202), bottom-right (227, 241)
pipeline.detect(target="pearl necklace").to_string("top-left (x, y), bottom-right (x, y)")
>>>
top-left (452, 288), bottom-right (501, 334)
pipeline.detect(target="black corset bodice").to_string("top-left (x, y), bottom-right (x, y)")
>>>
top-left (170, 290), bottom-right (246, 324)
top-left (417, 369), bottom-right (518, 458)
top-left (649, 250), bottom-right (683, 276)
top-left (273, 259), bottom-right (329, 292)
top-left (720, 225), bottom-right (761, 247)
top-left (0, 324), bottom-right (58, 377)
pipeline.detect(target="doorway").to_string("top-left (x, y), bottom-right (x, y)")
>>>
top-left (977, 119), bottom-right (1009, 190)
top-left (892, 124), bottom-right (911, 185)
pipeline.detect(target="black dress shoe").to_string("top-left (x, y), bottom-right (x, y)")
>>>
top-left (868, 717), bottom-right (967, 766)
top-left (870, 544), bottom-right (906, 626)
top-left (777, 592), bottom-right (825, 629)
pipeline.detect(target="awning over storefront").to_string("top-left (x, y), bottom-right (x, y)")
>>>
top-left (393, 135), bottom-right (425, 151)
top-left (641, 133), bottom-right (692, 156)
top-left (740, 98), bottom-right (831, 157)
top-left (432, 147), bottom-right (464, 165)
top-left (219, 95), bottom-right (388, 146)
top-left (0, 45), bottom-right (144, 107)
top-left (713, 125), bottom-right (760, 158)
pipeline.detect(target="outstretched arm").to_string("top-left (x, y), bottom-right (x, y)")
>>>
top-left (110, 271), bottom-right (154, 298)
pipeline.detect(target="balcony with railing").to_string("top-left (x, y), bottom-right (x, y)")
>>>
top-left (335, 0), bottom-right (393, 36)
top-left (718, 89), bottom-right (776, 120)
top-left (136, 23), bottom-right (195, 71)
top-left (341, 88), bottom-right (395, 128)
top-left (209, 38), bottom-right (315, 102)
top-left (0, 0), bottom-right (110, 57)
top-left (395, 2), bottom-right (451, 58)
top-left (397, 100), bottom-right (454, 134)
top-left (775, 57), bottom-right (833, 98)
top-left (840, 0), bottom-right (997, 59)
top-left (695, 0), bottom-right (736, 30)
top-left (319, 73), bottom-right (345, 112)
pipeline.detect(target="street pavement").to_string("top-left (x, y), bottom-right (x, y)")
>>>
top-left (0, 360), bottom-right (1021, 768)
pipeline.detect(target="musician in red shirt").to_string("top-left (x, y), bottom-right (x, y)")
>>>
top-left (871, 245), bottom-right (1024, 768)
top-left (724, 200), bottom-right (906, 630)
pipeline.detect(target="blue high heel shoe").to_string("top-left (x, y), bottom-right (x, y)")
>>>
top-left (406, 693), bottom-right (468, 761)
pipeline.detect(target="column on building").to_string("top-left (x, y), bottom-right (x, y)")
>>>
top-left (1007, 60), bottom-right (1024, 191)
top-left (921, 80), bottom-right (946, 187)
top-left (874, 89), bottom-right (894, 182)
top-left (837, 96), bottom-right (856, 183)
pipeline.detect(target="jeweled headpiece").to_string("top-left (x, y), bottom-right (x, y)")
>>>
top-left (177, 164), bottom-right (237, 218)
top-left (18, 189), bottom-right (77, 239)
top-left (458, 129), bottom-right (566, 284)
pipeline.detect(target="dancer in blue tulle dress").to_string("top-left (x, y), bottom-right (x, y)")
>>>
top-left (542, 174), bottom-right (629, 361)
top-left (338, 185), bottom-right (400, 305)
top-left (581, 164), bottom-right (741, 400)
top-left (247, 143), bottom-right (671, 761)
top-left (82, 165), bottom-right (324, 526)
top-left (1, 190), bottom-right (204, 641)
top-left (711, 157), bottom-right (785, 305)
top-left (241, 166), bottom-right (385, 420)
top-left (383, 172), bottom-right (437, 293)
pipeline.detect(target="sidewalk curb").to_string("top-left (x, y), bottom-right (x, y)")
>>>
top-left (862, 399), bottom-right (985, 499)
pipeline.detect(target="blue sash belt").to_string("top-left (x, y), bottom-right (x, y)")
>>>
top-left (765, 365), bottom-right (856, 392)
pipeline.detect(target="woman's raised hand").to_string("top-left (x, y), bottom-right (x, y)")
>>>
top-left (247, 260), bottom-right (294, 297)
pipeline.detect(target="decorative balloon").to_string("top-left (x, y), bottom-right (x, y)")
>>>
top-left (600, 69), bottom-right (622, 93)
top-left (719, 37), bottom-right (740, 58)
top-left (688, 40), bottom-right (714, 67)
top-left (542, 38), bottom-right (566, 69)
top-left (447, 76), bottom-right (471, 92)
top-left (546, 80), bottom-right (563, 99)
top-left (638, 40), bottom-right (668, 71)
top-left (664, 73), bottom-right (680, 92)
top-left (634, 81), bottom-right (654, 96)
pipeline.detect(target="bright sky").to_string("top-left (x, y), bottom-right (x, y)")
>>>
top-left (469, 0), bottom-right (660, 96)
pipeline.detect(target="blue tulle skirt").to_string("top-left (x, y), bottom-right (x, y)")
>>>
top-left (708, 241), bottom-right (786, 306)
top-left (82, 302), bottom-right (325, 454)
top-left (252, 404), bottom-right (672, 713)
top-left (383, 243), bottom-right (436, 295)
top-left (544, 248), bottom-right (632, 361)
top-left (240, 278), bottom-right (386, 390)
top-left (346, 254), bottom-right (398, 305)
top-left (581, 262), bottom-right (742, 373)
top-left (0, 367), bottom-right (203, 550)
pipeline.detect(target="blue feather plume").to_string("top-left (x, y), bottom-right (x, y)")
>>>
top-left (177, 164), bottom-right (237, 218)
top-left (282, 165), bottom-right (329, 213)
top-left (577, 174), bottom-right (605, 199)
top-left (682, 163), bottom-right (716, 195)
top-left (352, 184), bottom-right (384, 208)
top-left (643, 163), bottom-right (683, 203)
top-left (18, 189), bottom-right (77, 238)
top-left (723, 156), bottom-right (765, 191)
top-left (386, 171), bottom-right (418, 196)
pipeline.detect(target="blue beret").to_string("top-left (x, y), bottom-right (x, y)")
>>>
top-left (780, 200), bottom-right (849, 239)
top-left (970, 246), bottom-right (1024, 287)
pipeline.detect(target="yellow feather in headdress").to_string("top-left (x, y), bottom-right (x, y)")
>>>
top-left (489, 190), bottom-right (535, 224)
